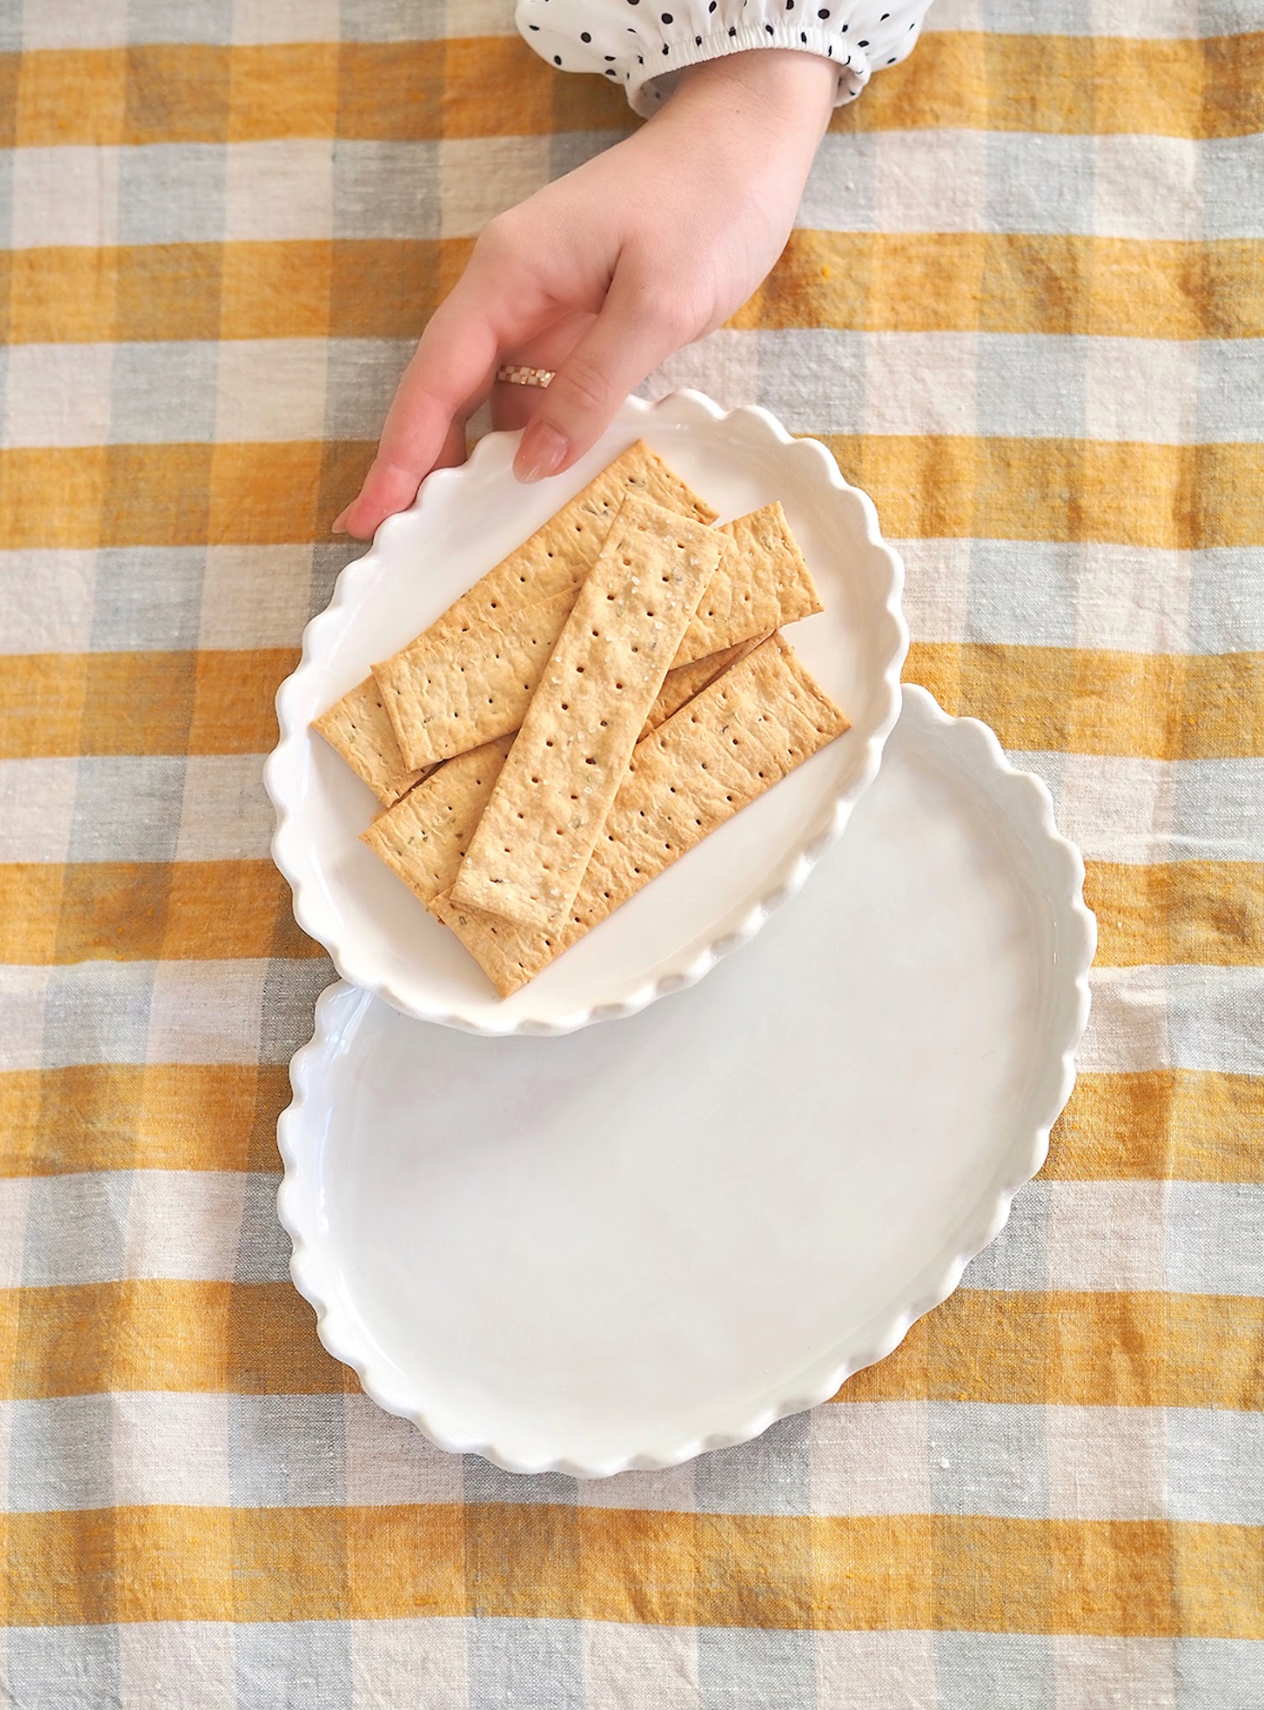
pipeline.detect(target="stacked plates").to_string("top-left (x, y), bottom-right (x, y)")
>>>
top-left (264, 392), bottom-right (1094, 1476)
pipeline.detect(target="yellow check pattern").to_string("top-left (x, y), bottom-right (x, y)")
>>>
top-left (0, 1), bottom-right (1261, 1704)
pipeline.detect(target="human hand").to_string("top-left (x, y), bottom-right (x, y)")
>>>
top-left (333, 49), bottom-right (835, 538)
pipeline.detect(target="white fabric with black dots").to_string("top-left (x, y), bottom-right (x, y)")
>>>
top-left (515, 0), bottom-right (933, 117)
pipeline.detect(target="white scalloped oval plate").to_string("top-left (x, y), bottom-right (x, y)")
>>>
top-left (277, 687), bottom-right (1095, 1477)
top-left (265, 391), bottom-right (906, 1035)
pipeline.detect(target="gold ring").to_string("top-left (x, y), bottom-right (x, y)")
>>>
top-left (495, 364), bottom-right (556, 388)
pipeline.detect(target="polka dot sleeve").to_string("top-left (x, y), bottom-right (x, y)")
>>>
top-left (514, 0), bottom-right (933, 117)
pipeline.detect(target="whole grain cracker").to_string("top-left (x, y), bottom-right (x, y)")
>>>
top-left (449, 495), bottom-right (724, 930)
top-left (377, 587), bottom-right (576, 771)
top-left (373, 499), bottom-right (821, 773)
top-left (361, 736), bottom-right (513, 906)
top-left (673, 501), bottom-right (821, 668)
top-left (361, 639), bottom-right (766, 907)
top-left (312, 676), bottom-right (436, 807)
top-left (375, 442), bottom-right (715, 768)
top-left (429, 633), bottom-right (849, 996)
top-left (643, 630), bottom-right (772, 734)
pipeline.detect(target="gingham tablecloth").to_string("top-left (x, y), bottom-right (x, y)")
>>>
top-left (1, 1), bottom-right (1261, 1705)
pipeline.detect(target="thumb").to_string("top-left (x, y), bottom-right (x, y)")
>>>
top-left (513, 269), bottom-right (690, 483)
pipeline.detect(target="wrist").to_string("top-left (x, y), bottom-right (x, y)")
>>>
top-left (666, 48), bottom-right (836, 161)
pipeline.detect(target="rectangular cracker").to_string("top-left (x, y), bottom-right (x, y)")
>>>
top-left (360, 639), bottom-right (763, 904)
top-left (449, 495), bottom-right (725, 930)
top-left (380, 586), bottom-right (579, 772)
top-left (643, 630), bottom-right (772, 734)
top-left (375, 442), bottom-right (716, 768)
top-left (312, 676), bottom-right (436, 807)
top-left (376, 497), bottom-right (822, 772)
top-left (673, 501), bottom-right (821, 667)
top-left (430, 633), bottom-right (850, 996)
top-left (360, 736), bottom-right (514, 906)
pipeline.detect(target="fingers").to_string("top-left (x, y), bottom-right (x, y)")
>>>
top-left (334, 246), bottom-right (541, 537)
top-left (490, 312), bottom-right (596, 435)
top-left (332, 292), bottom-right (496, 536)
top-left (431, 417), bottom-right (471, 473)
top-left (512, 270), bottom-right (687, 483)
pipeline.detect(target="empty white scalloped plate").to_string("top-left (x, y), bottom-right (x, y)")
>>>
top-left (265, 390), bottom-right (906, 1034)
top-left (277, 687), bottom-right (1095, 1477)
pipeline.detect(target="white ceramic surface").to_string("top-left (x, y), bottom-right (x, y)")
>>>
top-left (277, 687), bottom-right (1096, 1477)
top-left (265, 390), bottom-right (906, 1034)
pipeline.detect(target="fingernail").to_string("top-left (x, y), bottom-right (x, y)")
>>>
top-left (515, 422), bottom-right (568, 484)
top-left (330, 507), bottom-right (351, 535)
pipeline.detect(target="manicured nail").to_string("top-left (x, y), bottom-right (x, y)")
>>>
top-left (515, 422), bottom-right (568, 484)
